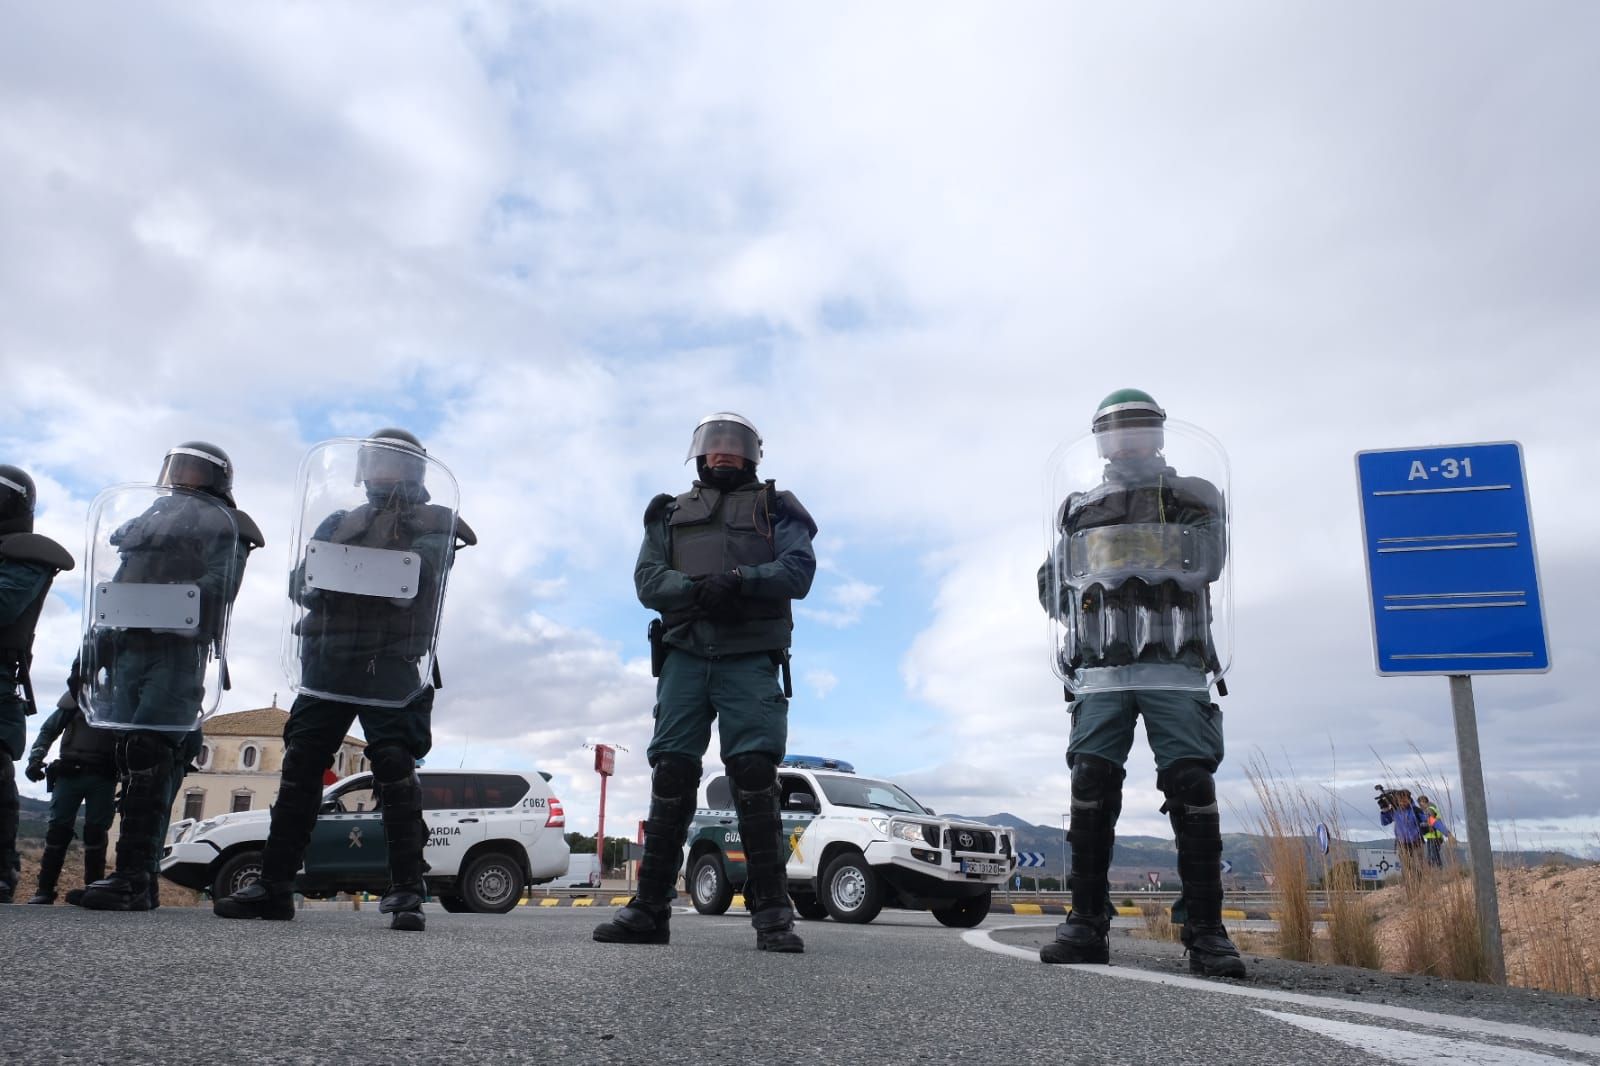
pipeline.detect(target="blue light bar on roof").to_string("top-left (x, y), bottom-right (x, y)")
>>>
top-left (780, 754), bottom-right (855, 773)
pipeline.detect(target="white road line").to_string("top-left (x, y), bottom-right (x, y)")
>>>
top-left (1258, 1009), bottom-right (1582, 1065)
top-left (963, 925), bottom-right (1600, 1059)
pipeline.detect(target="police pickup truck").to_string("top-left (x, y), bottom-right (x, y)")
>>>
top-left (160, 768), bottom-right (571, 913)
top-left (683, 756), bottom-right (1016, 927)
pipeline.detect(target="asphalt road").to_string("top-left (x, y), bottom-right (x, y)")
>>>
top-left (3, 903), bottom-right (1597, 1065)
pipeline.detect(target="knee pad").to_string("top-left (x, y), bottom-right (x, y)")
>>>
top-left (117, 731), bottom-right (175, 775)
top-left (1070, 755), bottom-right (1123, 805)
top-left (650, 754), bottom-right (702, 799)
top-left (725, 752), bottom-right (778, 793)
top-left (368, 743), bottom-right (416, 785)
top-left (280, 741), bottom-right (332, 792)
top-left (1157, 759), bottom-right (1217, 814)
top-left (45, 822), bottom-right (76, 849)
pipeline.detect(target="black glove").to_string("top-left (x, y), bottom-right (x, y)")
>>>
top-left (25, 758), bottom-right (47, 783)
top-left (692, 572), bottom-right (743, 620)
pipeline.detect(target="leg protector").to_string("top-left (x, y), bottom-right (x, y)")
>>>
top-left (370, 743), bottom-right (428, 903)
top-left (29, 822), bottom-right (75, 902)
top-left (83, 732), bottom-right (172, 910)
top-left (82, 823), bottom-right (108, 885)
top-left (1159, 759), bottom-right (1245, 978)
top-left (594, 754), bottom-right (700, 946)
top-left (259, 740), bottom-right (332, 884)
top-left (1065, 755), bottom-right (1123, 918)
top-left (0, 755), bottom-right (18, 899)
top-left (727, 752), bottom-right (802, 952)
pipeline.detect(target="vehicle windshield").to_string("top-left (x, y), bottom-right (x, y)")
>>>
top-left (816, 776), bottom-right (926, 814)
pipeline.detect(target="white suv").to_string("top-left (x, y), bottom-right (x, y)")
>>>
top-left (161, 769), bottom-right (571, 913)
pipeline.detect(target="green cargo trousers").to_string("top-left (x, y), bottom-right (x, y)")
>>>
top-left (1066, 688), bottom-right (1225, 773)
top-left (646, 649), bottom-right (788, 763)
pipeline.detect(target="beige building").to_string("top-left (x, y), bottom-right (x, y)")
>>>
top-left (170, 704), bottom-right (366, 825)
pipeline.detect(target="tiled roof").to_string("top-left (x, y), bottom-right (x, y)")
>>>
top-left (203, 707), bottom-right (362, 747)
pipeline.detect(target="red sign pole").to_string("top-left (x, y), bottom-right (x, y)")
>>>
top-left (594, 744), bottom-right (615, 880)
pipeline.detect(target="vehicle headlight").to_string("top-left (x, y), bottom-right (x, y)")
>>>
top-left (891, 821), bottom-right (933, 845)
top-left (189, 818), bottom-right (221, 840)
top-left (869, 818), bottom-right (891, 835)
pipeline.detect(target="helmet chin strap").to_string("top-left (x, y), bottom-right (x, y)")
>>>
top-left (699, 460), bottom-right (755, 488)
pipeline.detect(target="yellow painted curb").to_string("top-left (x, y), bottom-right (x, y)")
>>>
top-left (1114, 906), bottom-right (1143, 917)
top-left (1011, 903), bottom-right (1044, 915)
top-left (1221, 908), bottom-right (1246, 920)
top-left (572, 898), bottom-right (595, 907)
top-left (731, 894), bottom-right (746, 909)
top-left (610, 896), bottom-right (632, 905)
top-left (539, 898), bottom-right (560, 907)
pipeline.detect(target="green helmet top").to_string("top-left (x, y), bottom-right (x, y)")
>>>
top-left (1093, 388), bottom-right (1165, 430)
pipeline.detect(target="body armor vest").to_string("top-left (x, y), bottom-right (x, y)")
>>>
top-left (1058, 463), bottom-right (1225, 688)
top-left (663, 482), bottom-right (791, 638)
top-left (60, 704), bottom-right (118, 768)
top-left (0, 532), bottom-right (74, 677)
top-left (296, 501), bottom-right (458, 660)
top-left (108, 496), bottom-right (252, 641)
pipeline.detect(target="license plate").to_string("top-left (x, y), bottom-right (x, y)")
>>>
top-left (960, 860), bottom-right (1004, 875)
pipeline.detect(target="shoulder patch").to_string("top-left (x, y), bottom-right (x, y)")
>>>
top-left (231, 509), bottom-right (266, 550)
top-left (644, 493), bottom-right (675, 527)
top-left (774, 490), bottom-right (818, 538)
top-left (0, 532), bottom-right (75, 572)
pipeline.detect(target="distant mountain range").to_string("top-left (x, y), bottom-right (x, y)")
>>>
top-left (958, 812), bottom-right (1590, 889)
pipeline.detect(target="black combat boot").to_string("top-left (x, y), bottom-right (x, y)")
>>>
top-left (65, 840), bottom-right (107, 906)
top-left (27, 840), bottom-right (69, 904)
top-left (380, 882), bottom-right (428, 932)
top-left (733, 770), bottom-right (803, 954)
top-left (377, 768), bottom-right (429, 932)
top-left (81, 733), bottom-right (168, 912)
top-left (594, 755), bottom-right (698, 946)
top-left (215, 880), bottom-right (296, 919)
top-left (1042, 756), bottom-right (1121, 965)
top-left (78, 871), bottom-right (153, 911)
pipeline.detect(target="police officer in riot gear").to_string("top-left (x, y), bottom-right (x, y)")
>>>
top-left (594, 413), bottom-right (816, 952)
top-left (1038, 390), bottom-right (1246, 978)
top-left (25, 671), bottom-right (117, 904)
top-left (79, 442), bottom-right (262, 910)
top-left (0, 465), bottom-right (75, 902)
top-left (216, 428), bottom-right (474, 932)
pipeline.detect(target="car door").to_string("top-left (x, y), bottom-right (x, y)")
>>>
top-left (303, 774), bottom-right (388, 889)
top-left (420, 773), bottom-right (488, 877)
top-left (779, 773), bottom-right (821, 879)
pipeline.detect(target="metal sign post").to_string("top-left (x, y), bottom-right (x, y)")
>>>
top-left (1357, 440), bottom-right (1550, 985)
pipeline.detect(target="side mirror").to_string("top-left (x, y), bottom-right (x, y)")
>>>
top-left (923, 806), bottom-right (937, 816)
top-left (785, 794), bottom-right (820, 814)
top-left (319, 799), bottom-right (343, 815)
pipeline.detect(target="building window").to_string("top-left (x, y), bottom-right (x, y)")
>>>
top-left (197, 745), bottom-right (211, 770)
top-left (334, 752), bottom-right (343, 775)
top-left (231, 791), bottom-right (253, 813)
top-left (241, 744), bottom-right (258, 770)
top-left (183, 791), bottom-right (204, 821)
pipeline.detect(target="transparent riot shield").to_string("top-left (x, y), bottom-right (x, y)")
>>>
top-left (1042, 419), bottom-right (1232, 696)
top-left (81, 485), bottom-right (242, 731)
top-left (282, 437), bottom-right (461, 708)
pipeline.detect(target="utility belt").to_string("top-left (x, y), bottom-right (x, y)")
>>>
top-left (647, 620), bottom-right (793, 698)
top-left (46, 758), bottom-right (117, 791)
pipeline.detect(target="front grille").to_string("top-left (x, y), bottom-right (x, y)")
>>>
top-left (944, 828), bottom-right (997, 853)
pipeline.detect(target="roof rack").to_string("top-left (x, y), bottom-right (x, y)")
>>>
top-left (780, 754), bottom-right (855, 773)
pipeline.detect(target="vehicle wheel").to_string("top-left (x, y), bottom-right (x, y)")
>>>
top-left (933, 890), bottom-right (992, 928)
top-left (459, 852), bottom-right (525, 914)
top-left (821, 852), bottom-right (883, 924)
top-left (690, 853), bottom-right (733, 915)
top-left (212, 849), bottom-right (265, 900)
top-left (437, 894), bottom-right (472, 913)
top-left (791, 892), bottom-right (829, 921)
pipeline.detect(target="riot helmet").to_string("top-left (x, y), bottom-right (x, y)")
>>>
top-left (1092, 389), bottom-right (1166, 460)
top-left (357, 427), bottom-right (428, 503)
top-left (157, 442), bottom-right (234, 503)
top-left (0, 464), bottom-right (37, 534)
top-left (686, 412), bottom-right (762, 486)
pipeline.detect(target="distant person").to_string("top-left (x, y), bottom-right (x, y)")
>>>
top-left (25, 673), bottom-right (114, 905)
top-left (593, 413), bottom-right (815, 953)
top-left (1378, 788), bottom-right (1428, 873)
top-left (0, 464), bottom-right (75, 904)
top-left (1038, 390), bottom-right (1245, 978)
top-left (1416, 794), bottom-right (1450, 868)
top-left (215, 429), bottom-right (473, 933)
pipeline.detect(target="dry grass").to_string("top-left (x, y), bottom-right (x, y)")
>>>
top-left (1137, 899), bottom-right (1181, 942)
top-left (1242, 753), bottom-right (1315, 961)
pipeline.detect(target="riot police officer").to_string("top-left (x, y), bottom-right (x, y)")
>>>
top-left (215, 428), bottom-right (474, 932)
top-left (79, 442), bottom-right (262, 910)
top-left (0, 465), bottom-right (75, 902)
top-left (593, 413), bottom-right (816, 952)
top-left (25, 673), bottom-right (116, 905)
top-left (1038, 390), bottom-right (1246, 978)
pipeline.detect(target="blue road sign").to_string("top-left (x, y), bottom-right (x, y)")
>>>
top-left (1316, 823), bottom-right (1330, 855)
top-left (1220, 860), bottom-right (1233, 874)
top-left (1016, 852), bottom-right (1045, 868)
top-left (1356, 442), bottom-right (1549, 675)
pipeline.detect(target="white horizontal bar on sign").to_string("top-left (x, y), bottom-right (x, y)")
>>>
top-left (1390, 651), bottom-right (1535, 660)
top-left (1383, 591), bottom-right (1524, 600)
top-left (1376, 542), bottom-right (1515, 553)
top-left (1377, 532), bottom-right (1516, 543)
top-left (1370, 484), bottom-right (1512, 496)
top-left (1383, 601), bottom-right (1526, 610)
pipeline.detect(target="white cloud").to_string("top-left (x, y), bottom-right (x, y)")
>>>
top-left (804, 669), bottom-right (838, 701)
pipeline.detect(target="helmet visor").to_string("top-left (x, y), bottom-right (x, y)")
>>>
top-left (686, 420), bottom-right (761, 464)
top-left (356, 441), bottom-right (427, 485)
top-left (158, 447), bottom-right (228, 492)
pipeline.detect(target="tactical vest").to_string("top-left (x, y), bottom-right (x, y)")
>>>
top-left (1058, 464), bottom-right (1225, 689)
top-left (108, 496), bottom-right (257, 640)
top-left (663, 482), bottom-right (792, 652)
top-left (0, 532), bottom-right (74, 676)
top-left (297, 501), bottom-right (459, 660)
top-left (59, 704), bottom-right (117, 768)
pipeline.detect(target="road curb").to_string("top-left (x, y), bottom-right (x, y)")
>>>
top-left (993, 903), bottom-right (1265, 920)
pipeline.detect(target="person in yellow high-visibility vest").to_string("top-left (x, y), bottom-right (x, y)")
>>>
top-left (1416, 794), bottom-right (1451, 868)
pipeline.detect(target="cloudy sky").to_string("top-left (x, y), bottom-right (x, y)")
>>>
top-left (6, 3), bottom-right (1597, 855)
